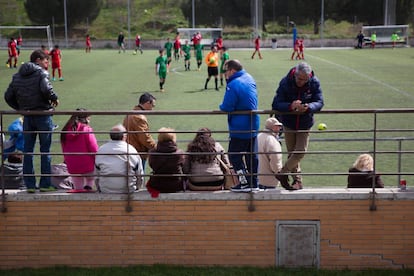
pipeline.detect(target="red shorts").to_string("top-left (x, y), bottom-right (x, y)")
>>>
top-left (52, 60), bottom-right (61, 69)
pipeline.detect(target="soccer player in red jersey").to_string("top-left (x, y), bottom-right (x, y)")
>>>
top-left (134, 34), bottom-right (143, 54)
top-left (85, 34), bottom-right (92, 53)
top-left (6, 37), bottom-right (18, 68)
top-left (191, 32), bottom-right (202, 56)
top-left (215, 35), bottom-right (223, 56)
top-left (298, 38), bottom-right (305, 60)
top-left (173, 33), bottom-right (181, 61)
top-left (251, 35), bottom-right (262, 59)
top-left (291, 38), bottom-right (300, 60)
top-left (50, 45), bottom-right (64, 81)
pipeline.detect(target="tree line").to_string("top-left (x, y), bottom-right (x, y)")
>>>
top-left (20, 0), bottom-right (414, 35)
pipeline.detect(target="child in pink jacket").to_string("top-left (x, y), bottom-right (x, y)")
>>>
top-left (60, 108), bottom-right (98, 190)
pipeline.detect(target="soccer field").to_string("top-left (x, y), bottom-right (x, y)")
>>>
top-left (1, 47), bottom-right (413, 187)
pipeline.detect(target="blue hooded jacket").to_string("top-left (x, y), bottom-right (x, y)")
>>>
top-left (219, 69), bottom-right (260, 139)
top-left (272, 67), bottom-right (324, 130)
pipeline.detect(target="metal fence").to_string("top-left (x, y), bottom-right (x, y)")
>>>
top-left (1, 108), bottom-right (413, 193)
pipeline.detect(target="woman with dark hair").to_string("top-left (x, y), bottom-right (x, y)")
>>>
top-left (183, 127), bottom-right (229, 190)
top-left (60, 108), bottom-right (98, 190)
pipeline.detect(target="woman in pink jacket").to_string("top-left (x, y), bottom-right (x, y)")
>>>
top-left (60, 108), bottom-right (98, 190)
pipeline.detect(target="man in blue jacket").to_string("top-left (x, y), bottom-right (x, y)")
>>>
top-left (272, 62), bottom-right (324, 190)
top-left (219, 59), bottom-right (260, 192)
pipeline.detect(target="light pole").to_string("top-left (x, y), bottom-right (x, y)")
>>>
top-left (252, 0), bottom-right (259, 35)
top-left (192, 0), bottom-right (195, 28)
top-left (320, 0), bottom-right (324, 47)
top-left (127, 0), bottom-right (131, 49)
top-left (64, 0), bottom-right (68, 48)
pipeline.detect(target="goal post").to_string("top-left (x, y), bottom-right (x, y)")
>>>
top-left (176, 28), bottom-right (223, 47)
top-left (0, 25), bottom-right (53, 51)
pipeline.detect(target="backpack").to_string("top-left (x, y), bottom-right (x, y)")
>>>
top-left (0, 163), bottom-right (24, 189)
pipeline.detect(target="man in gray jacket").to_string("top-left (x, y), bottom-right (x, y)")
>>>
top-left (4, 49), bottom-right (59, 193)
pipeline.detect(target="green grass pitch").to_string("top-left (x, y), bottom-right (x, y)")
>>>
top-left (1, 46), bottom-right (414, 187)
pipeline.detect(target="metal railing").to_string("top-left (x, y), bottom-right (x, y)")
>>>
top-left (1, 108), bottom-right (414, 212)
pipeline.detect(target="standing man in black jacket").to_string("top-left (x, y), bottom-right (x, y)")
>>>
top-left (4, 49), bottom-right (59, 193)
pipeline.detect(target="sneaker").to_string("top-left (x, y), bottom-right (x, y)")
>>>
top-left (258, 184), bottom-right (276, 190)
top-left (231, 184), bottom-right (261, 193)
top-left (275, 173), bottom-right (294, 190)
top-left (40, 186), bottom-right (57, 192)
top-left (53, 124), bottom-right (59, 130)
top-left (52, 77), bottom-right (56, 81)
top-left (59, 77), bottom-right (64, 81)
top-left (26, 188), bottom-right (36, 193)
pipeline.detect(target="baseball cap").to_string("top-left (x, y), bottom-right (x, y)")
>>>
top-left (265, 118), bottom-right (283, 129)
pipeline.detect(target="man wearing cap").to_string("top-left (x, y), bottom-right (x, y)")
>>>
top-left (257, 118), bottom-right (283, 189)
top-left (95, 124), bottom-right (143, 193)
top-left (123, 92), bottom-right (156, 176)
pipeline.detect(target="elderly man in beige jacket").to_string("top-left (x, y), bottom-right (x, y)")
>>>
top-left (257, 117), bottom-right (283, 189)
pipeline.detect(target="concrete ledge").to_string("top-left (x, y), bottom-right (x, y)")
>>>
top-left (3, 188), bottom-right (413, 202)
top-left (2, 187), bottom-right (414, 269)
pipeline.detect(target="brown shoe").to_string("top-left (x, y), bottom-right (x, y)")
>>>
top-left (275, 173), bottom-right (294, 190)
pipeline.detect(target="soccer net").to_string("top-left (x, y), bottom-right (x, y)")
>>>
top-left (176, 28), bottom-right (223, 47)
top-left (362, 25), bottom-right (409, 46)
top-left (0, 25), bottom-right (53, 51)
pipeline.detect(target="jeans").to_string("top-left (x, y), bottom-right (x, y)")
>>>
top-left (228, 137), bottom-right (258, 187)
top-left (23, 115), bottom-right (53, 189)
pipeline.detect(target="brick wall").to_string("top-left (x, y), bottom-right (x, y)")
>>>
top-left (0, 189), bottom-right (413, 269)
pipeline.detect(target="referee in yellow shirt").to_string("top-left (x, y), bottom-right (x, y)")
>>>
top-left (204, 45), bottom-right (219, 91)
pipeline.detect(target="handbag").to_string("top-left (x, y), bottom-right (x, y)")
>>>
top-left (216, 157), bottom-right (239, 190)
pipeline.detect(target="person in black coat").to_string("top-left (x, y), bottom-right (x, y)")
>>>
top-left (347, 154), bottom-right (384, 188)
top-left (147, 127), bottom-right (185, 195)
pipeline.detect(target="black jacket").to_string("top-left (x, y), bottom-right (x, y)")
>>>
top-left (4, 62), bottom-right (58, 111)
top-left (347, 168), bottom-right (384, 188)
top-left (272, 67), bottom-right (324, 130)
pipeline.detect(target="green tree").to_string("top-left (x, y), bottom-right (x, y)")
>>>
top-left (180, 0), bottom-right (251, 27)
top-left (24, 0), bottom-right (103, 28)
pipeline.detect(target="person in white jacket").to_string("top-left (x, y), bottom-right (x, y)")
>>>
top-left (95, 124), bottom-right (143, 193)
top-left (257, 117), bottom-right (283, 189)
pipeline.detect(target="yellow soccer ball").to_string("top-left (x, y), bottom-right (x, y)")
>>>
top-left (209, 57), bottom-right (215, 64)
top-left (318, 123), bottom-right (327, 131)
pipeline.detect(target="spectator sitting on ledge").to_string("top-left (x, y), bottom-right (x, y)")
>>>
top-left (347, 154), bottom-right (384, 188)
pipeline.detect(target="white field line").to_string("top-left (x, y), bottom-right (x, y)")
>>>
top-left (171, 66), bottom-right (184, 75)
top-left (307, 54), bottom-right (414, 99)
